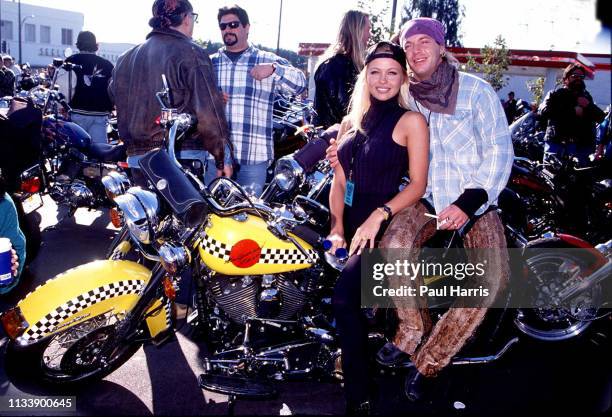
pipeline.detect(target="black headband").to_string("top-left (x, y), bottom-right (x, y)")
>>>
top-left (364, 41), bottom-right (407, 71)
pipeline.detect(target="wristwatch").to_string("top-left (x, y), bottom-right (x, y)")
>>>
top-left (377, 205), bottom-right (393, 221)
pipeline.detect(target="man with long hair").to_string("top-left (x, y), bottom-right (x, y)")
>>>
top-left (109, 0), bottom-right (230, 177)
top-left (313, 10), bottom-right (371, 128)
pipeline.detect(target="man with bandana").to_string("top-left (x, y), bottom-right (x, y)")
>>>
top-left (109, 0), bottom-right (230, 178)
top-left (539, 63), bottom-right (605, 166)
top-left (211, 5), bottom-right (307, 197)
top-left (377, 17), bottom-right (514, 401)
top-left (327, 18), bottom-right (514, 404)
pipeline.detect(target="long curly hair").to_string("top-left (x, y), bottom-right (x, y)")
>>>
top-left (149, 0), bottom-right (193, 29)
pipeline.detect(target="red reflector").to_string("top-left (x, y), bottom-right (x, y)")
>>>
top-left (163, 276), bottom-right (176, 300)
top-left (109, 208), bottom-right (123, 228)
top-left (0, 307), bottom-right (29, 340)
top-left (155, 116), bottom-right (161, 125)
top-left (20, 177), bottom-right (41, 193)
top-left (117, 161), bottom-right (129, 169)
top-left (229, 239), bottom-right (261, 268)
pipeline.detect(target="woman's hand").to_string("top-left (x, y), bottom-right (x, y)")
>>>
top-left (349, 209), bottom-right (386, 256)
top-left (326, 230), bottom-right (346, 255)
top-left (10, 249), bottom-right (19, 277)
top-left (326, 139), bottom-right (339, 168)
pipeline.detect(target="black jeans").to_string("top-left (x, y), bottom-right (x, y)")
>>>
top-left (332, 254), bottom-right (370, 406)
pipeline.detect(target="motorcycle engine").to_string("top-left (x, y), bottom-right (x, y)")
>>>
top-left (208, 272), bottom-right (312, 324)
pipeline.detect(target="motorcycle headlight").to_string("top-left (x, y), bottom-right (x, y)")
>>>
top-left (114, 187), bottom-right (159, 244)
top-left (159, 243), bottom-right (191, 274)
top-left (273, 156), bottom-right (304, 192)
top-left (102, 171), bottom-right (131, 200)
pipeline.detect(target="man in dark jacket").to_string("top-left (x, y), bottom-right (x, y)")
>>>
top-left (539, 63), bottom-right (605, 165)
top-left (65, 31), bottom-right (114, 144)
top-left (0, 58), bottom-right (16, 97)
top-left (108, 0), bottom-right (230, 173)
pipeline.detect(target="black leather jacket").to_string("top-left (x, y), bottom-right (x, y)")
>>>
top-left (108, 28), bottom-right (230, 167)
top-left (313, 54), bottom-right (358, 128)
top-left (539, 87), bottom-right (605, 146)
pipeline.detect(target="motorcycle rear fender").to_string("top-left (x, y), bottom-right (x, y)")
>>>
top-left (7, 260), bottom-right (171, 345)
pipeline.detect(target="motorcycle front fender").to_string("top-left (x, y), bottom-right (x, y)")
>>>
top-left (5, 260), bottom-right (171, 345)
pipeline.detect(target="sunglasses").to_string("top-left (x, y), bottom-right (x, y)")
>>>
top-left (569, 73), bottom-right (585, 80)
top-left (219, 21), bottom-right (241, 31)
top-left (191, 12), bottom-right (199, 23)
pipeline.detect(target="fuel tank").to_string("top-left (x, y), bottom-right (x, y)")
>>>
top-left (198, 213), bottom-right (318, 276)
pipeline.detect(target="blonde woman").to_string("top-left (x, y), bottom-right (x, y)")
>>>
top-left (327, 41), bottom-right (429, 413)
top-left (313, 10), bottom-right (371, 128)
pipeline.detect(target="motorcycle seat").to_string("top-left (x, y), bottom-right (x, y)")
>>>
top-left (88, 142), bottom-right (127, 162)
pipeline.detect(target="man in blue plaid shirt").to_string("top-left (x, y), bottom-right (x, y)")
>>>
top-left (375, 18), bottom-right (514, 402)
top-left (211, 5), bottom-right (307, 196)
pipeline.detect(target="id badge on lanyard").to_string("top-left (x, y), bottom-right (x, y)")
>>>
top-left (344, 180), bottom-right (355, 206)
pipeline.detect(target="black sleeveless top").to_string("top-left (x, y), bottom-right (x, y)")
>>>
top-left (337, 95), bottom-right (409, 242)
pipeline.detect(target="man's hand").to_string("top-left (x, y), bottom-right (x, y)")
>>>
top-left (437, 204), bottom-right (469, 230)
top-left (10, 248), bottom-right (19, 277)
top-left (216, 164), bottom-right (233, 178)
top-left (250, 64), bottom-right (275, 81)
top-left (326, 139), bottom-right (339, 168)
top-left (221, 91), bottom-right (229, 104)
top-left (577, 96), bottom-right (590, 107)
top-left (575, 106), bottom-right (584, 117)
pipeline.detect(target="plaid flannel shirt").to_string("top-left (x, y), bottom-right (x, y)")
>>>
top-left (211, 45), bottom-right (307, 165)
top-left (408, 72), bottom-right (514, 215)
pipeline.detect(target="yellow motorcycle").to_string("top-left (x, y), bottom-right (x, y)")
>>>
top-left (1, 79), bottom-right (338, 388)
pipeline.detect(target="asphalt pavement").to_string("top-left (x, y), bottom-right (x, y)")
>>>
top-left (0, 198), bottom-right (610, 416)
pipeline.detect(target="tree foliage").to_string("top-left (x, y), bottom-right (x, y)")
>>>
top-left (195, 40), bottom-right (307, 70)
top-left (401, 0), bottom-right (465, 47)
top-left (465, 35), bottom-right (511, 91)
top-left (527, 77), bottom-right (545, 106)
top-left (358, 0), bottom-right (391, 45)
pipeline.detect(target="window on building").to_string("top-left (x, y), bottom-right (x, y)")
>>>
top-left (61, 28), bottom-right (73, 46)
top-left (25, 23), bottom-right (36, 43)
top-left (1, 20), bottom-right (14, 40)
top-left (40, 25), bottom-right (51, 44)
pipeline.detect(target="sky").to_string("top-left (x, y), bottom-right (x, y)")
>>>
top-left (11, 0), bottom-right (610, 53)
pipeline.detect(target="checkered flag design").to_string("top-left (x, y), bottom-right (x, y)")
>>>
top-left (260, 248), bottom-right (319, 265)
top-left (22, 280), bottom-right (145, 341)
top-left (201, 235), bottom-right (231, 262)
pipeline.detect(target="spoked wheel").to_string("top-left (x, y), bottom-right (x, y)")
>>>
top-left (515, 245), bottom-right (602, 342)
top-left (6, 312), bottom-right (143, 387)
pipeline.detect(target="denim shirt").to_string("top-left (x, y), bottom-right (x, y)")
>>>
top-left (407, 72), bottom-right (514, 215)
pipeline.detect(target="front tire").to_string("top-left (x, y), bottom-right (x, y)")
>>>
top-left (5, 312), bottom-right (143, 388)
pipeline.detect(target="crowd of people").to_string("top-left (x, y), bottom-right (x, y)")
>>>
top-left (0, 0), bottom-right (609, 414)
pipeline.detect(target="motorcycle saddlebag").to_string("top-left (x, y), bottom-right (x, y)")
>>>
top-left (139, 148), bottom-right (208, 228)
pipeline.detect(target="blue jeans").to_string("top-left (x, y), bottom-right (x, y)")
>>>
top-left (70, 113), bottom-right (109, 144)
top-left (235, 161), bottom-right (269, 197)
top-left (544, 141), bottom-right (593, 166)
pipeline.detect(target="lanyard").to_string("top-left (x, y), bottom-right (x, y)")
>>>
top-left (348, 133), bottom-right (367, 181)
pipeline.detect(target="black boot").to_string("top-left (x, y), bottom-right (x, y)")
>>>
top-left (404, 367), bottom-right (426, 402)
top-left (376, 342), bottom-right (411, 367)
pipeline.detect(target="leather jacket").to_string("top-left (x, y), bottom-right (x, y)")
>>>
top-left (108, 28), bottom-right (230, 167)
top-left (313, 54), bottom-right (358, 128)
top-left (539, 87), bottom-right (605, 146)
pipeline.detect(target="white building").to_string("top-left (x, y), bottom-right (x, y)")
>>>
top-left (0, 0), bottom-right (133, 67)
top-left (298, 43), bottom-right (611, 110)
